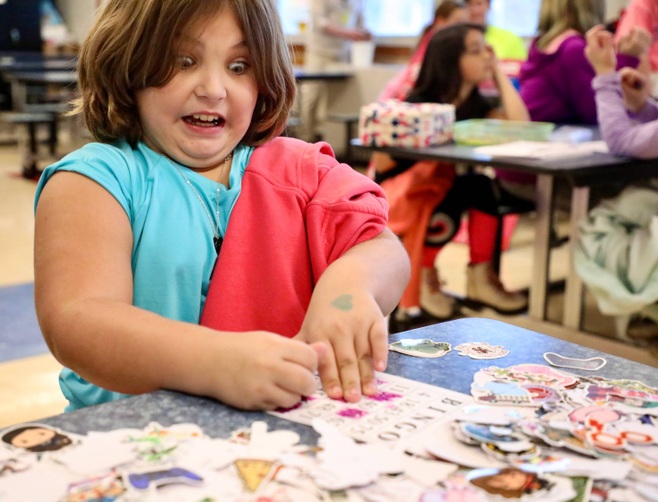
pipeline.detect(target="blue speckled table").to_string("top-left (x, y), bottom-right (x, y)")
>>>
top-left (37, 318), bottom-right (658, 443)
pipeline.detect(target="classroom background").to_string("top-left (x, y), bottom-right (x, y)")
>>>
top-left (0, 0), bottom-right (654, 430)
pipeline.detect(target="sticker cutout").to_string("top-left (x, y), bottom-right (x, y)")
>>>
top-left (543, 352), bottom-right (606, 371)
top-left (126, 467), bottom-right (203, 491)
top-left (1, 424), bottom-right (75, 453)
top-left (234, 458), bottom-right (275, 492)
top-left (389, 339), bottom-right (451, 358)
top-left (455, 342), bottom-right (509, 360)
top-left (67, 471), bottom-right (125, 501)
top-left (467, 467), bottom-right (576, 500)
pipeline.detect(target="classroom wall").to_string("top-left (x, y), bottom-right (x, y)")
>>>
top-left (606, 0), bottom-right (629, 20)
top-left (56, 0), bottom-right (98, 45)
top-left (57, 0), bottom-right (631, 47)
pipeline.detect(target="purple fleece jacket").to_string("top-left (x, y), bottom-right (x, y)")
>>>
top-left (519, 34), bottom-right (638, 125)
top-left (593, 72), bottom-right (658, 159)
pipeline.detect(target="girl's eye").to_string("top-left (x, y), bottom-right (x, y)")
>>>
top-left (177, 55), bottom-right (194, 69)
top-left (228, 61), bottom-right (249, 75)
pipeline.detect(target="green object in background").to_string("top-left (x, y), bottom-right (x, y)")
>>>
top-left (453, 119), bottom-right (555, 146)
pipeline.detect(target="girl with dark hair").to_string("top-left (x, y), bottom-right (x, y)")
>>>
top-left (371, 23), bottom-right (529, 324)
top-left (379, 1), bottom-right (469, 101)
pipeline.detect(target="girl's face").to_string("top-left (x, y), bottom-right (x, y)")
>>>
top-left (136, 9), bottom-right (258, 174)
top-left (459, 29), bottom-right (492, 86)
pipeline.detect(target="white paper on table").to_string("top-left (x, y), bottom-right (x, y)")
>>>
top-left (474, 140), bottom-right (609, 160)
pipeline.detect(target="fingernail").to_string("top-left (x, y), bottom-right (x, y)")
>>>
top-left (345, 387), bottom-right (361, 401)
top-left (364, 382), bottom-right (377, 395)
top-left (329, 385), bottom-right (342, 398)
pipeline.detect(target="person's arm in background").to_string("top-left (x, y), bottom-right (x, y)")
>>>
top-left (586, 25), bottom-right (658, 159)
top-left (486, 46), bottom-right (529, 121)
top-left (560, 36), bottom-right (603, 124)
top-left (614, 0), bottom-right (653, 47)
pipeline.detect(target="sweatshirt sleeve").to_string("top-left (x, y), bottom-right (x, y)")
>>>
top-left (562, 38), bottom-right (599, 124)
top-left (593, 72), bottom-right (658, 159)
top-left (305, 147), bottom-right (390, 280)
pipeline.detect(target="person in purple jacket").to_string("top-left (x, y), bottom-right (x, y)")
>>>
top-left (519, 0), bottom-right (641, 126)
top-left (586, 25), bottom-right (655, 158)
top-left (499, 0), bottom-right (644, 203)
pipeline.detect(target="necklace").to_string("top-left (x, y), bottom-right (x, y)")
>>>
top-left (168, 153), bottom-right (233, 254)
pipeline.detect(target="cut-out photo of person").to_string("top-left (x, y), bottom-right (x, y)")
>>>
top-left (1, 424), bottom-right (74, 453)
top-left (468, 467), bottom-right (554, 498)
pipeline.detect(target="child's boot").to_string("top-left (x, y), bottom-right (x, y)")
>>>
top-left (465, 262), bottom-right (527, 315)
top-left (420, 266), bottom-right (456, 319)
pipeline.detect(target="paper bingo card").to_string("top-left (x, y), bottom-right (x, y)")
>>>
top-left (269, 372), bottom-right (472, 446)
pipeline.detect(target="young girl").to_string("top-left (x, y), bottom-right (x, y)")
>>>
top-left (370, 23), bottom-right (529, 323)
top-left (33, 0), bottom-right (409, 412)
top-left (573, 25), bottom-right (658, 342)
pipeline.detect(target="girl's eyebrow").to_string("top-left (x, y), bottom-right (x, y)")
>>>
top-left (178, 34), bottom-right (248, 51)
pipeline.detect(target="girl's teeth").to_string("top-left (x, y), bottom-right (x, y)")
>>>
top-left (193, 114), bottom-right (216, 122)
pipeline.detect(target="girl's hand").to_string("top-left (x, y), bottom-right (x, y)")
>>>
top-left (617, 27), bottom-right (652, 58)
top-left (620, 67), bottom-right (650, 113)
top-left (486, 44), bottom-right (499, 83)
top-left (203, 332), bottom-right (325, 410)
top-left (585, 25), bottom-right (616, 75)
top-left (296, 290), bottom-right (388, 402)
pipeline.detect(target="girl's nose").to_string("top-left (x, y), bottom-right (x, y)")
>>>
top-left (195, 71), bottom-right (228, 101)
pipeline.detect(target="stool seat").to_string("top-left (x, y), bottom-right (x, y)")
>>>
top-left (1, 111), bottom-right (55, 123)
top-left (0, 111), bottom-right (60, 179)
top-left (327, 112), bottom-right (359, 165)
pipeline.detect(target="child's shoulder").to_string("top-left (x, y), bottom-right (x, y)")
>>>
top-left (556, 33), bottom-right (587, 55)
top-left (249, 136), bottom-right (341, 182)
top-left (55, 140), bottom-right (145, 167)
top-left (39, 140), bottom-right (166, 193)
top-left (252, 137), bottom-right (336, 166)
top-left (247, 137), bottom-right (374, 202)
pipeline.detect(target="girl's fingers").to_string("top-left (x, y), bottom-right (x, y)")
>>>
top-left (316, 342), bottom-right (343, 400)
top-left (369, 318), bottom-right (389, 373)
top-left (333, 338), bottom-right (362, 403)
top-left (283, 339), bottom-right (321, 372)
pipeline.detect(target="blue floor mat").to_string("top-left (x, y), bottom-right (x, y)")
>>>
top-left (0, 283), bottom-right (49, 362)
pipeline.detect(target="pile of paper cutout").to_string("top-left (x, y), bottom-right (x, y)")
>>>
top-left (0, 363), bottom-right (656, 501)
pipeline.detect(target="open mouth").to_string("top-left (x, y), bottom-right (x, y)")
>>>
top-left (183, 114), bottom-right (225, 128)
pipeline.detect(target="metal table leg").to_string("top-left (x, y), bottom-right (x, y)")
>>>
top-left (563, 185), bottom-right (590, 329)
top-left (528, 174), bottom-right (554, 320)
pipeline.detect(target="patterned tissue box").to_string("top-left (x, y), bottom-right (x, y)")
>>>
top-left (358, 99), bottom-right (455, 148)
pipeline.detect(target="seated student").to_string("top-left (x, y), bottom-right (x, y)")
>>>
top-left (370, 23), bottom-right (529, 324)
top-left (574, 25), bottom-right (658, 342)
top-left (502, 0), bottom-right (644, 203)
top-left (33, 0), bottom-right (410, 413)
top-left (379, 1), bottom-right (469, 101)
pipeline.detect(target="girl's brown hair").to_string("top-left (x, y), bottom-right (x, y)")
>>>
top-left (536, 0), bottom-right (605, 50)
top-left (73, 0), bottom-right (296, 146)
top-left (417, 1), bottom-right (467, 43)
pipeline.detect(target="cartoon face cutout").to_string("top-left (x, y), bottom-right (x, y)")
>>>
top-left (1, 424), bottom-right (73, 453)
